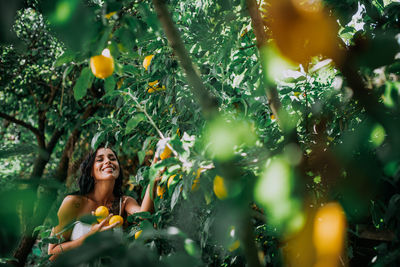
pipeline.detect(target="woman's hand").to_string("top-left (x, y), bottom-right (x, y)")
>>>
top-left (86, 213), bottom-right (121, 237)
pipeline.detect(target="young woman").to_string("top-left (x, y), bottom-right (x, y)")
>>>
top-left (48, 145), bottom-right (159, 261)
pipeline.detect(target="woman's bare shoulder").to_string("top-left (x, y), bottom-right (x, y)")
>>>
top-left (58, 195), bottom-right (85, 217)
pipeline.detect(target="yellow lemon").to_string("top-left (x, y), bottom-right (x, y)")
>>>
top-left (263, 0), bottom-right (341, 65)
top-left (213, 175), bottom-right (228, 199)
top-left (135, 230), bottom-right (143, 239)
top-left (191, 168), bottom-right (203, 192)
top-left (191, 179), bottom-right (200, 191)
top-left (117, 78), bottom-right (125, 89)
top-left (228, 240), bottom-right (240, 252)
top-left (143, 55), bottom-right (154, 70)
top-left (160, 145), bottom-right (172, 160)
top-left (148, 80), bottom-right (159, 87)
top-left (157, 185), bottom-right (166, 199)
top-left (105, 11), bottom-right (116, 19)
top-left (196, 168), bottom-right (203, 179)
top-left (147, 88), bottom-right (155, 93)
top-left (167, 174), bottom-right (177, 189)
top-left (90, 49), bottom-right (114, 79)
top-left (313, 202), bottom-right (346, 256)
top-left (109, 215), bottom-right (124, 226)
top-left (95, 206), bottom-right (109, 223)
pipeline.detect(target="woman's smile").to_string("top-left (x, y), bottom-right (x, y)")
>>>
top-left (92, 148), bottom-right (120, 180)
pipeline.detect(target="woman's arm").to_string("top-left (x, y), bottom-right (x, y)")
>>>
top-left (48, 196), bottom-right (119, 261)
top-left (48, 214), bottom-right (116, 261)
top-left (48, 195), bottom-right (82, 260)
top-left (124, 182), bottom-right (158, 215)
top-left (125, 156), bottom-right (162, 215)
top-left (48, 233), bottom-right (86, 261)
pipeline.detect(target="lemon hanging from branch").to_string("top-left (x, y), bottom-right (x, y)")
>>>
top-left (90, 48), bottom-right (114, 79)
top-left (160, 144), bottom-right (172, 160)
top-left (263, 0), bottom-right (342, 66)
top-left (135, 230), bottom-right (143, 239)
top-left (143, 55), bottom-right (154, 70)
top-left (213, 175), bottom-right (228, 199)
top-left (313, 202), bottom-right (346, 259)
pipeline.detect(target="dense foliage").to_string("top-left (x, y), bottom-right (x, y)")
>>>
top-left (1, 0), bottom-right (400, 266)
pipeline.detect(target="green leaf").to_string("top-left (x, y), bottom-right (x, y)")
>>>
top-left (104, 76), bottom-right (116, 92)
top-left (125, 113), bottom-right (147, 135)
top-left (138, 150), bottom-right (145, 165)
top-left (129, 211), bottom-right (152, 219)
top-left (82, 117), bottom-right (98, 126)
top-left (91, 131), bottom-right (105, 150)
top-left (184, 238), bottom-right (199, 257)
top-left (54, 50), bottom-right (75, 67)
top-left (95, 26), bottom-right (113, 55)
top-left (171, 183), bottom-right (182, 210)
top-left (73, 67), bottom-right (93, 101)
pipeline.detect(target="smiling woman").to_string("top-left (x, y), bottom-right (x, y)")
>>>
top-left (47, 144), bottom-right (160, 261)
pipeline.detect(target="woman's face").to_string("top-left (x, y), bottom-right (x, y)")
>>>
top-left (92, 148), bottom-right (120, 181)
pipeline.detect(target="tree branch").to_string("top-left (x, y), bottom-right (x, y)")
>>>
top-left (0, 111), bottom-right (41, 138)
top-left (37, 110), bottom-right (46, 148)
top-left (46, 128), bottom-right (64, 154)
top-left (246, 0), bottom-right (282, 127)
top-left (152, 2), bottom-right (261, 267)
top-left (12, 103), bottom-right (100, 267)
top-left (45, 81), bottom-right (60, 110)
top-left (152, 0), bottom-right (218, 119)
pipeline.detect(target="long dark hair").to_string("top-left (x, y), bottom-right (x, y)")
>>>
top-left (76, 145), bottom-right (123, 197)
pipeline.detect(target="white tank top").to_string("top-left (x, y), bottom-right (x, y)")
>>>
top-left (70, 197), bottom-right (122, 241)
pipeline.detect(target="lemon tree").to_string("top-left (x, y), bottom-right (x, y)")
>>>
top-left (3, 0), bottom-right (400, 266)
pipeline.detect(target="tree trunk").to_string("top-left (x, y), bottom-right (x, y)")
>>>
top-left (245, 0), bottom-right (282, 126)
top-left (152, 0), bottom-right (218, 119)
top-left (10, 105), bottom-right (98, 267)
top-left (151, 1), bottom-right (261, 266)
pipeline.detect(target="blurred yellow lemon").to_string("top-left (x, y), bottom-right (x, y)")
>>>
top-left (191, 168), bottom-right (203, 191)
top-left (191, 179), bottom-right (200, 191)
top-left (95, 206), bottom-right (109, 223)
top-left (148, 80), bottom-right (159, 87)
top-left (160, 145), bottom-right (172, 160)
top-left (167, 174), bottom-right (177, 189)
top-left (213, 175), bottom-right (228, 199)
top-left (105, 11), bottom-right (116, 19)
top-left (143, 55), bottom-right (154, 70)
top-left (313, 202), bottom-right (346, 257)
top-left (109, 215), bottom-right (123, 226)
top-left (117, 78), bottom-right (124, 89)
top-left (90, 49), bottom-right (114, 79)
top-left (135, 230), bottom-right (143, 239)
top-left (157, 185), bottom-right (166, 199)
top-left (228, 240), bottom-right (240, 252)
top-left (264, 0), bottom-right (341, 66)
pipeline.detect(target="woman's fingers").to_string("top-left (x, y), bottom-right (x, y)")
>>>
top-left (99, 214), bottom-right (113, 228)
top-left (100, 221), bottom-right (120, 231)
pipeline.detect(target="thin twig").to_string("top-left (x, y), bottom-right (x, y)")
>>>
top-left (126, 91), bottom-right (178, 158)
